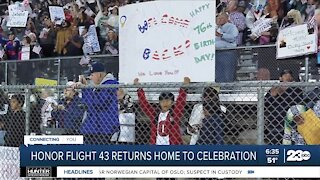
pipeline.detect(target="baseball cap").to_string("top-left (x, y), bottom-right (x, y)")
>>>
top-left (90, 62), bottom-right (106, 74)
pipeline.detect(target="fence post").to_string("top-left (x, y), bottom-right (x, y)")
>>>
top-left (57, 58), bottom-right (61, 98)
top-left (305, 56), bottom-right (309, 82)
top-left (257, 84), bottom-right (265, 145)
top-left (25, 87), bottom-right (31, 135)
top-left (5, 62), bottom-right (8, 85)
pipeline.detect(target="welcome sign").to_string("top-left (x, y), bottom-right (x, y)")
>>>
top-left (49, 6), bottom-right (66, 25)
top-left (119, 1), bottom-right (215, 83)
top-left (277, 24), bottom-right (318, 59)
top-left (7, 4), bottom-right (29, 27)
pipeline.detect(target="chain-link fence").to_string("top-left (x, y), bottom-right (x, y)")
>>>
top-left (1, 82), bottom-right (320, 146)
top-left (0, 83), bottom-right (320, 179)
top-left (1, 82), bottom-right (320, 179)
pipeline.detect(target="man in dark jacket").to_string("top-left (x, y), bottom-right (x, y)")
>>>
top-left (1, 94), bottom-right (25, 147)
top-left (264, 69), bottom-right (304, 145)
top-left (75, 62), bottom-right (119, 144)
top-left (52, 82), bottom-right (86, 135)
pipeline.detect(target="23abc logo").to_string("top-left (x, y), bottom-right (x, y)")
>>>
top-left (286, 150), bottom-right (311, 162)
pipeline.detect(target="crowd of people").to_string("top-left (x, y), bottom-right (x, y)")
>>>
top-left (0, 0), bottom-right (319, 84)
top-left (0, 0), bottom-right (318, 59)
top-left (0, 0), bottom-right (155, 61)
top-left (215, 0), bottom-right (320, 48)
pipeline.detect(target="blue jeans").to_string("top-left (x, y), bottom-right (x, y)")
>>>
top-left (215, 50), bottom-right (237, 82)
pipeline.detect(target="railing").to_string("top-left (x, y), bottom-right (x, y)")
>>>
top-left (1, 44), bottom-right (315, 86)
top-left (0, 54), bottom-right (119, 86)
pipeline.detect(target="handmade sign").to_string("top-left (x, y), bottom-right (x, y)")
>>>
top-left (49, 6), bottom-right (66, 25)
top-left (250, 16), bottom-right (273, 37)
top-left (119, 1), bottom-right (216, 83)
top-left (79, 25), bottom-right (101, 54)
top-left (277, 24), bottom-right (317, 59)
top-left (20, 46), bottom-right (30, 60)
top-left (299, 109), bottom-right (320, 144)
top-left (35, 78), bottom-right (58, 86)
top-left (7, 4), bottom-right (29, 27)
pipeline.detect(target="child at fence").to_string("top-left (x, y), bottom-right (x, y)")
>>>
top-left (134, 77), bottom-right (190, 145)
top-left (188, 87), bottom-right (225, 145)
top-left (187, 86), bottom-right (226, 145)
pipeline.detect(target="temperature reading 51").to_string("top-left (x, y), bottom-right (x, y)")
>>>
top-left (267, 157), bottom-right (278, 164)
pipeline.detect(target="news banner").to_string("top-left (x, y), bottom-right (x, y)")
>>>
top-left (19, 135), bottom-right (320, 178)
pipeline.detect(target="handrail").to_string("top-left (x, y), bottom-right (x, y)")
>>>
top-left (0, 44), bottom-right (278, 64)
top-left (216, 44), bottom-right (276, 51)
top-left (0, 81), bottom-right (319, 89)
top-left (0, 54), bottom-right (119, 64)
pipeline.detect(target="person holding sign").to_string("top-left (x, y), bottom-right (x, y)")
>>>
top-left (283, 9), bottom-right (303, 28)
top-left (215, 13), bottom-right (239, 48)
top-left (103, 29), bottom-right (118, 55)
top-left (134, 77), bottom-right (190, 145)
top-left (4, 32), bottom-right (20, 60)
top-left (39, 16), bottom-right (56, 57)
top-left (252, 5), bottom-right (278, 45)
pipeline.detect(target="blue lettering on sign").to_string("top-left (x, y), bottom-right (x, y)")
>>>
top-left (138, 20), bottom-right (148, 33)
top-left (143, 48), bottom-right (151, 60)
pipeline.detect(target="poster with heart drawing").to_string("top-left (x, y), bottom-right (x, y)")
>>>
top-left (277, 24), bottom-right (318, 59)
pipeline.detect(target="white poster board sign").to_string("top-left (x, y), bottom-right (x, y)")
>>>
top-left (79, 25), bottom-right (101, 54)
top-left (21, 46), bottom-right (30, 60)
top-left (7, 4), bottom-right (29, 27)
top-left (250, 16), bottom-right (272, 37)
top-left (277, 24), bottom-right (317, 59)
top-left (0, 147), bottom-right (23, 180)
top-left (49, 6), bottom-right (66, 25)
top-left (119, 1), bottom-right (216, 83)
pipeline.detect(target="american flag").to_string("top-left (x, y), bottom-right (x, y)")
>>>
top-left (307, 15), bottom-right (316, 29)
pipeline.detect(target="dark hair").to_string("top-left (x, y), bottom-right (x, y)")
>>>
top-left (202, 87), bottom-right (221, 115)
top-left (159, 92), bottom-right (175, 102)
top-left (203, 87), bottom-right (219, 100)
top-left (11, 94), bottom-right (25, 105)
top-left (280, 69), bottom-right (293, 77)
top-left (24, 36), bottom-right (31, 44)
top-left (65, 21), bottom-right (71, 28)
